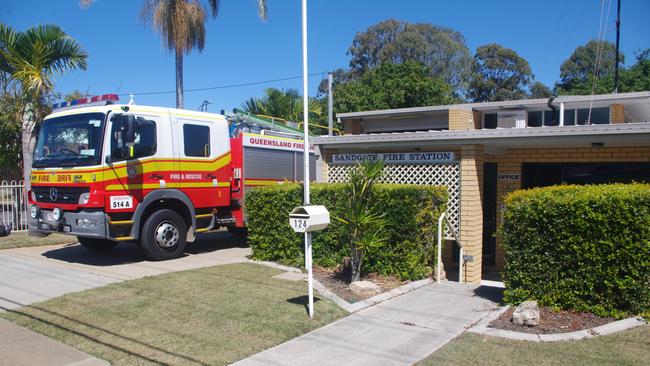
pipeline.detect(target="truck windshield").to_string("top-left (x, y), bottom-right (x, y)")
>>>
top-left (33, 112), bottom-right (106, 168)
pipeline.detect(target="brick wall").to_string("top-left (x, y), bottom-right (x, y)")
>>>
top-left (459, 145), bottom-right (484, 283)
top-left (449, 109), bottom-right (476, 130)
top-left (610, 104), bottom-right (625, 123)
top-left (485, 145), bottom-right (650, 271)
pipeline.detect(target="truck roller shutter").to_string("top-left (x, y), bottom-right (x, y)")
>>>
top-left (244, 148), bottom-right (294, 180)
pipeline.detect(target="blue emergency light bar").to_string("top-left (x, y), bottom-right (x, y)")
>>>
top-left (52, 94), bottom-right (119, 110)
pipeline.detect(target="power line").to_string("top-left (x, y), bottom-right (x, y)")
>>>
top-left (103, 72), bottom-right (328, 97)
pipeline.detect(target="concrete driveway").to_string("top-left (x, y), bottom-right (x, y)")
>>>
top-left (0, 231), bottom-right (251, 311)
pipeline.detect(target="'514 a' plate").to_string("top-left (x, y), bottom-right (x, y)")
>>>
top-left (110, 195), bottom-right (133, 210)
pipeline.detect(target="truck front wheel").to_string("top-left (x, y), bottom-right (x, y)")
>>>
top-left (78, 237), bottom-right (117, 251)
top-left (140, 209), bottom-right (187, 260)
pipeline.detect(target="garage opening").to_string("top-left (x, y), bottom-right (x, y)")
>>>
top-left (522, 162), bottom-right (650, 188)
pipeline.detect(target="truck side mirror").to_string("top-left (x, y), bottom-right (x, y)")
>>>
top-left (123, 114), bottom-right (137, 144)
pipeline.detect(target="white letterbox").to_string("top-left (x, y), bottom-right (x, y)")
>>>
top-left (289, 205), bottom-right (330, 233)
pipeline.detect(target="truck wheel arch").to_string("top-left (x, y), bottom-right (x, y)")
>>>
top-left (130, 190), bottom-right (196, 242)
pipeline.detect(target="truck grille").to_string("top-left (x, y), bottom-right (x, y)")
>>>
top-left (32, 186), bottom-right (89, 204)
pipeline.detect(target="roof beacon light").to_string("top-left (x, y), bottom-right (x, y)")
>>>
top-left (52, 94), bottom-right (119, 111)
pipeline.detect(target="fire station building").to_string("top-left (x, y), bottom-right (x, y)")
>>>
top-left (312, 91), bottom-right (650, 283)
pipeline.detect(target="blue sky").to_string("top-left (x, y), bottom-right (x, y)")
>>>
top-left (2, 0), bottom-right (649, 112)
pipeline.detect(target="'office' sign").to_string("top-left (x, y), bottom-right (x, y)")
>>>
top-left (331, 152), bottom-right (455, 164)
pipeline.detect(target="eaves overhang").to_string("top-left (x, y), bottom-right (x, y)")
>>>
top-left (335, 91), bottom-right (650, 120)
top-left (312, 123), bottom-right (650, 150)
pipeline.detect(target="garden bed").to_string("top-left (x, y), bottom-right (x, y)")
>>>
top-left (489, 306), bottom-right (616, 334)
top-left (312, 266), bottom-right (405, 303)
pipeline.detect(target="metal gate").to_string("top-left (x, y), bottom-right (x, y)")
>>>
top-left (0, 180), bottom-right (29, 232)
top-left (327, 163), bottom-right (461, 238)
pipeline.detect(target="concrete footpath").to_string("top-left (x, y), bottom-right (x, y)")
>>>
top-left (234, 281), bottom-right (502, 366)
top-left (0, 232), bottom-right (250, 366)
top-left (0, 318), bottom-right (109, 366)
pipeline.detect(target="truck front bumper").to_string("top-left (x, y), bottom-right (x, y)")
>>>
top-left (29, 208), bottom-right (109, 239)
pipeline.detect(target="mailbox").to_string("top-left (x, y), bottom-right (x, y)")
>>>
top-left (289, 205), bottom-right (330, 233)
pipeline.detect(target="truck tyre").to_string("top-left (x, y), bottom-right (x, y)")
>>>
top-left (227, 226), bottom-right (248, 238)
top-left (140, 209), bottom-right (187, 260)
top-left (78, 237), bottom-right (117, 251)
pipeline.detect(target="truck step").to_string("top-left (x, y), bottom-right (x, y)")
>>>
top-left (215, 217), bottom-right (236, 224)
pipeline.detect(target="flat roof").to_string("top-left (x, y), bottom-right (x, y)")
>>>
top-left (312, 122), bottom-right (650, 149)
top-left (336, 91), bottom-right (650, 119)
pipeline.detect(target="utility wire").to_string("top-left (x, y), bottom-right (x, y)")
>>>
top-left (107, 72), bottom-right (328, 97)
top-left (588, 0), bottom-right (612, 124)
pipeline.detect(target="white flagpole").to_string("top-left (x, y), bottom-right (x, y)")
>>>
top-left (301, 0), bottom-right (314, 319)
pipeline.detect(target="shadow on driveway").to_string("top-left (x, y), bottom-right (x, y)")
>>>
top-left (473, 285), bottom-right (504, 304)
top-left (41, 231), bottom-right (248, 266)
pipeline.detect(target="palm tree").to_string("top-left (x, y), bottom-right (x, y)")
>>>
top-left (241, 87), bottom-right (323, 124)
top-left (140, 0), bottom-right (268, 109)
top-left (0, 23), bottom-right (88, 192)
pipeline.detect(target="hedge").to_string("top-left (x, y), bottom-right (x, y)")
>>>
top-left (246, 183), bottom-right (448, 280)
top-left (501, 184), bottom-right (650, 317)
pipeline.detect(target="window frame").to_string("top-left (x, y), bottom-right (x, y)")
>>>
top-left (181, 123), bottom-right (212, 158)
top-left (109, 114), bottom-right (159, 162)
top-left (482, 113), bottom-right (498, 129)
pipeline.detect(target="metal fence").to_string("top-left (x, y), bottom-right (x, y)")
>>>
top-left (327, 163), bottom-right (461, 239)
top-left (1, 180), bottom-right (28, 232)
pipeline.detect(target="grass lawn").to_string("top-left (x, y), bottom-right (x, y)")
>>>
top-left (418, 326), bottom-right (650, 366)
top-left (0, 231), bottom-right (78, 250)
top-left (2, 263), bottom-right (347, 365)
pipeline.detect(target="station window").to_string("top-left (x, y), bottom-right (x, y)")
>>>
top-left (543, 110), bottom-right (559, 126)
top-left (527, 111), bottom-right (543, 127)
top-left (563, 109), bottom-right (576, 125)
top-left (577, 107), bottom-right (610, 125)
top-left (483, 113), bottom-right (498, 129)
top-left (183, 124), bottom-right (211, 157)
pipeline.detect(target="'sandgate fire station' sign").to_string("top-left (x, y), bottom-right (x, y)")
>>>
top-left (331, 152), bottom-right (455, 164)
top-left (242, 133), bottom-right (315, 153)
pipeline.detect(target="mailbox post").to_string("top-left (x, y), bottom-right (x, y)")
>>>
top-left (289, 205), bottom-right (329, 318)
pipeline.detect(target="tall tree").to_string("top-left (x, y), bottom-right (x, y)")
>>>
top-left (140, 0), bottom-right (268, 109)
top-left (241, 87), bottom-right (323, 124)
top-left (555, 40), bottom-right (624, 95)
top-left (334, 61), bottom-right (454, 113)
top-left (0, 23), bottom-right (87, 191)
top-left (530, 81), bottom-right (552, 99)
top-left (0, 92), bottom-right (22, 179)
top-left (348, 19), bottom-right (471, 95)
top-left (620, 49), bottom-right (650, 92)
top-left (468, 44), bottom-right (533, 102)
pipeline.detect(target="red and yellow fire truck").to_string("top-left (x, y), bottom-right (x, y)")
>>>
top-left (28, 95), bottom-right (314, 260)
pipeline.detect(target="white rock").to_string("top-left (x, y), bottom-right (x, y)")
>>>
top-left (512, 300), bottom-right (540, 326)
top-left (349, 280), bottom-right (382, 297)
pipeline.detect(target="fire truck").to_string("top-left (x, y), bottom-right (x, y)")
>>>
top-left (28, 94), bottom-right (315, 260)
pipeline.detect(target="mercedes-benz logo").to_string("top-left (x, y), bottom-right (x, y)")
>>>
top-left (49, 187), bottom-right (58, 202)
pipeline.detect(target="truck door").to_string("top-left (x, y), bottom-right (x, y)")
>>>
top-left (176, 117), bottom-right (229, 209)
top-left (103, 111), bottom-right (167, 239)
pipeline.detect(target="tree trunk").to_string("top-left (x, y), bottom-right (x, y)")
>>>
top-left (21, 107), bottom-right (37, 201)
top-left (350, 245), bottom-right (363, 282)
top-left (175, 48), bottom-right (184, 109)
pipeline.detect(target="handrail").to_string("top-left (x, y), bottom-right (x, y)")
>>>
top-left (437, 213), bottom-right (464, 284)
top-left (298, 121), bottom-right (343, 136)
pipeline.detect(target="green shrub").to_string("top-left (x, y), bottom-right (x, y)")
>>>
top-left (501, 184), bottom-right (650, 317)
top-left (246, 183), bottom-right (447, 280)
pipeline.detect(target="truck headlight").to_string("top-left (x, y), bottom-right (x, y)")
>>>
top-left (30, 190), bottom-right (36, 202)
top-left (30, 205), bottom-right (39, 219)
top-left (78, 192), bottom-right (90, 204)
top-left (52, 208), bottom-right (62, 221)
top-left (76, 218), bottom-right (97, 229)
